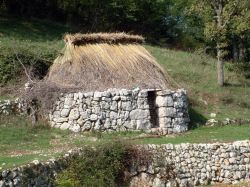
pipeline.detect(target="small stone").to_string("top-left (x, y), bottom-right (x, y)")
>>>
top-left (2, 170), bottom-right (8, 177)
top-left (64, 97), bottom-right (73, 106)
top-left (244, 158), bottom-right (249, 163)
top-left (82, 121), bottom-right (92, 131)
top-left (69, 108), bottom-right (80, 120)
top-left (54, 117), bottom-right (68, 123)
top-left (70, 124), bottom-right (81, 133)
top-left (152, 178), bottom-right (165, 187)
top-left (90, 114), bottom-right (98, 121)
top-left (60, 122), bottom-right (70, 130)
top-left (110, 111), bottom-right (118, 120)
top-left (61, 109), bottom-right (70, 117)
top-left (210, 113), bottom-right (217, 118)
top-left (229, 158), bottom-right (236, 164)
top-left (32, 160), bottom-right (40, 165)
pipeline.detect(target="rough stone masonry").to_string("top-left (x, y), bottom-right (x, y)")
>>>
top-left (49, 88), bottom-right (190, 134)
top-left (130, 141), bottom-right (250, 187)
top-left (0, 141), bottom-right (249, 187)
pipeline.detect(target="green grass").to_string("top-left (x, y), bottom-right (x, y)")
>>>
top-left (146, 45), bottom-right (250, 123)
top-left (136, 125), bottom-right (250, 144)
top-left (1, 115), bottom-right (249, 169)
top-left (0, 115), bottom-right (71, 169)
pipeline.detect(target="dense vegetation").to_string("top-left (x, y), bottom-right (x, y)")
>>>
top-left (0, 0), bottom-right (249, 88)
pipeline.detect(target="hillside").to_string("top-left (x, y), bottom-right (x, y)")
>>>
top-left (1, 17), bottom-right (249, 124)
top-left (0, 17), bottom-right (250, 181)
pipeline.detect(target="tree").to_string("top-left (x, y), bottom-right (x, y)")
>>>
top-left (229, 1), bottom-right (250, 62)
top-left (190, 0), bottom-right (249, 86)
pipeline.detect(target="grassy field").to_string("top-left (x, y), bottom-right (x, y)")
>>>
top-left (1, 115), bottom-right (249, 169)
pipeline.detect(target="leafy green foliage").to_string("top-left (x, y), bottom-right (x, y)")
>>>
top-left (54, 142), bottom-right (129, 187)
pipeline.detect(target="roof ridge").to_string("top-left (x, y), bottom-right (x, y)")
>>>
top-left (64, 32), bottom-right (145, 45)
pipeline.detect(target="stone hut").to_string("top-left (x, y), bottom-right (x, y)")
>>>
top-left (46, 33), bottom-right (189, 134)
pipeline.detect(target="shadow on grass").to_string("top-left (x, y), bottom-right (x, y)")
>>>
top-left (188, 107), bottom-right (207, 130)
top-left (224, 82), bottom-right (250, 88)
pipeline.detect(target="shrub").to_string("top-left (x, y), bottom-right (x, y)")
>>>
top-left (54, 142), bottom-right (127, 187)
top-left (226, 62), bottom-right (250, 79)
top-left (54, 142), bottom-right (153, 187)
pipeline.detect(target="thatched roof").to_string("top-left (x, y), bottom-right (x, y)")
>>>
top-left (45, 33), bottom-right (172, 91)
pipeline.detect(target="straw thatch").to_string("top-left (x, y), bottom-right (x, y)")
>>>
top-left (45, 33), bottom-right (172, 91)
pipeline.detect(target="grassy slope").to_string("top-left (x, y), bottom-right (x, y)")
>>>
top-left (0, 17), bottom-right (250, 169)
top-left (146, 45), bottom-right (250, 123)
top-left (1, 17), bottom-right (249, 121)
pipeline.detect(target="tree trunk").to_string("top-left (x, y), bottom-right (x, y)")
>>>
top-left (215, 2), bottom-right (224, 86)
top-left (239, 40), bottom-right (246, 62)
top-left (217, 48), bottom-right (224, 86)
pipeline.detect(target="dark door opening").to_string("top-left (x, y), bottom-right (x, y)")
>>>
top-left (147, 91), bottom-right (159, 128)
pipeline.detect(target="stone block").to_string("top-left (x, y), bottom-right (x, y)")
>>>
top-left (110, 111), bottom-right (118, 120)
top-left (138, 90), bottom-right (148, 97)
top-left (60, 122), bottom-right (70, 130)
top-left (156, 96), bottom-right (174, 107)
top-left (61, 109), bottom-right (70, 117)
top-left (70, 124), bottom-right (81, 133)
top-left (156, 89), bottom-right (172, 96)
top-left (130, 109), bottom-right (150, 120)
top-left (64, 97), bottom-right (73, 106)
top-left (69, 108), bottom-right (80, 120)
top-left (136, 119), bottom-right (151, 130)
top-left (90, 114), bottom-right (98, 121)
top-left (159, 117), bottom-right (172, 128)
top-left (121, 101), bottom-right (132, 111)
top-left (110, 101), bottom-right (118, 111)
top-left (82, 121), bottom-right (92, 131)
top-left (158, 107), bottom-right (176, 118)
top-left (54, 117), bottom-right (68, 123)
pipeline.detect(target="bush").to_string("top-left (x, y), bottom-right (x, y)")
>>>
top-left (54, 142), bottom-right (127, 187)
top-left (54, 142), bottom-right (153, 187)
top-left (226, 62), bottom-right (250, 79)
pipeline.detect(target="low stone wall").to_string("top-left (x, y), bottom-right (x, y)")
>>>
top-left (130, 141), bottom-right (250, 187)
top-left (0, 150), bottom-right (78, 187)
top-left (0, 99), bottom-right (24, 115)
top-left (49, 88), bottom-right (189, 134)
top-left (0, 141), bottom-right (249, 187)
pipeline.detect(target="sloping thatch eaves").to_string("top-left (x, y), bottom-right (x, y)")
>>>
top-left (45, 33), bottom-right (172, 91)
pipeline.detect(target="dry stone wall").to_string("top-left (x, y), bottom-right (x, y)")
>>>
top-left (130, 141), bottom-right (250, 187)
top-left (49, 88), bottom-right (189, 134)
top-left (0, 150), bottom-right (79, 187)
top-left (0, 99), bottom-right (24, 115)
top-left (1, 141), bottom-right (249, 187)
